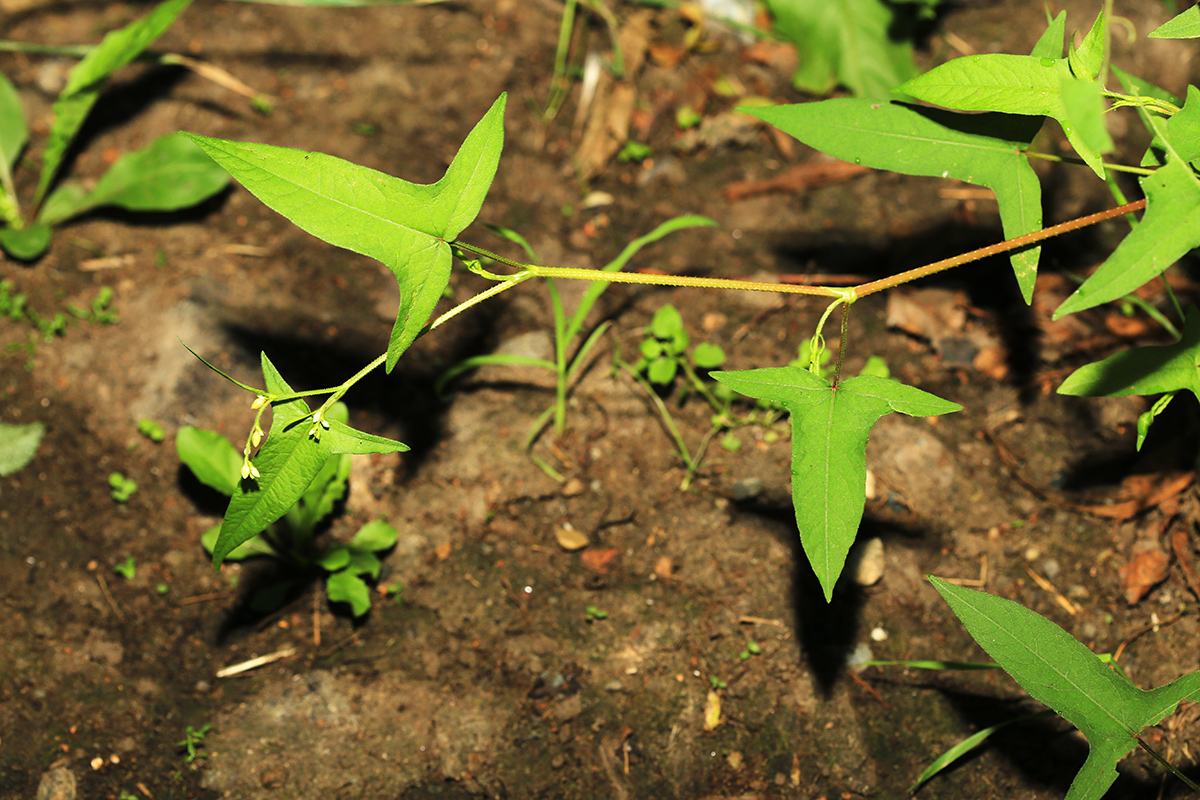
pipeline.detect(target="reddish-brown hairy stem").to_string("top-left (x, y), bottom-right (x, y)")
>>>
top-left (853, 199), bottom-right (1147, 299)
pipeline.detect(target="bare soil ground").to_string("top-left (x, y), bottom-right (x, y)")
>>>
top-left (3, 1), bottom-right (1200, 798)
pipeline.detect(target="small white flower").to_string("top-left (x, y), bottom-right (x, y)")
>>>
top-left (240, 462), bottom-right (251, 480)
top-left (251, 395), bottom-right (268, 409)
top-left (251, 427), bottom-right (263, 447)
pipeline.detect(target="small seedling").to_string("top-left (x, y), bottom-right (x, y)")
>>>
top-left (617, 141), bottom-right (652, 163)
top-left (113, 557), bottom-right (136, 579)
top-left (177, 407), bottom-right (400, 617)
top-left (739, 640), bottom-right (763, 660)
top-left (177, 723), bottom-right (211, 764)
top-left (137, 419), bottom-right (165, 443)
top-left (0, 0), bottom-right (229, 260)
top-left (109, 472), bottom-right (137, 503)
top-left (709, 675), bottom-right (727, 690)
top-left (156, 583), bottom-right (170, 595)
top-left (67, 287), bottom-right (118, 325)
top-left (585, 605), bottom-right (608, 621)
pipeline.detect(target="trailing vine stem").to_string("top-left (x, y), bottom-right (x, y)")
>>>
top-left (195, 198), bottom-right (1149, 456)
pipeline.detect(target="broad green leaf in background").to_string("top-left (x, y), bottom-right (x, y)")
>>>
top-left (1165, 84), bottom-right (1200, 167)
top-left (1058, 308), bottom-right (1200, 400)
top-left (38, 133), bottom-right (229, 226)
top-left (35, 0), bottom-right (194, 206)
top-left (0, 421), bottom-right (45, 476)
top-left (184, 93), bottom-right (506, 371)
top-left (325, 569), bottom-right (371, 616)
top-left (1055, 157), bottom-right (1200, 317)
top-left (899, 29), bottom-right (1110, 178)
top-left (212, 353), bottom-right (409, 567)
top-left (351, 519), bottom-right (399, 552)
top-left (1150, 5), bottom-right (1200, 39)
top-left (931, 577), bottom-right (1200, 800)
top-left (746, 101), bottom-right (1044, 302)
top-left (712, 367), bottom-right (960, 600)
top-left (176, 426), bottom-right (241, 496)
top-left (0, 73), bottom-right (26, 175)
top-left (764, 0), bottom-right (918, 98)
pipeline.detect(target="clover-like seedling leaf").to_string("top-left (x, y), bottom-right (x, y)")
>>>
top-left (184, 94), bottom-right (505, 371)
top-left (931, 577), bottom-right (1200, 800)
top-left (0, 421), bottom-right (44, 476)
top-left (712, 367), bottom-right (960, 600)
top-left (745, 101), bottom-right (1044, 302)
top-left (176, 426), bottom-right (241, 496)
top-left (325, 570), bottom-right (371, 617)
top-left (211, 353), bottom-right (409, 568)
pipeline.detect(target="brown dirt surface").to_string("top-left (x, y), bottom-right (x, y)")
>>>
top-left (3, 1), bottom-right (1200, 799)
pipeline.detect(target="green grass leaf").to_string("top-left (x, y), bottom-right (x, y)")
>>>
top-left (0, 421), bottom-right (44, 476)
top-left (1150, 5), bottom-right (1200, 39)
top-left (39, 133), bottom-right (229, 225)
top-left (0, 72), bottom-right (27, 174)
top-left (765, 0), bottom-right (918, 98)
top-left (176, 427), bottom-right (241, 496)
top-left (712, 367), bottom-right (960, 600)
top-left (1054, 157), bottom-right (1200, 318)
top-left (899, 53), bottom-right (1107, 177)
top-left (745, 101), bottom-right (1044, 302)
top-left (184, 94), bottom-right (505, 371)
top-left (931, 577), bottom-right (1200, 800)
top-left (211, 353), bottom-right (408, 568)
top-left (1058, 307), bottom-right (1200, 399)
top-left (35, 0), bottom-right (194, 206)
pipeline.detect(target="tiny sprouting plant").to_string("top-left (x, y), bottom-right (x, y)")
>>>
top-left (109, 472), bottom-right (137, 503)
top-left (439, 218), bottom-right (713, 480)
top-left (177, 411), bottom-right (400, 617)
top-left (137, 419), bottom-right (165, 443)
top-left (0, 0), bottom-right (229, 260)
top-left (739, 640), bottom-right (762, 660)
top-left (177, 723), bottom-right (211, 764)
top-left (113, 557), bottom-right (136, 579)
top-left (585, 604), bottom-right (608, 621)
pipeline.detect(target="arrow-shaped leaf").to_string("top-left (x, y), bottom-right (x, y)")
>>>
top-left (211, 353), bottom-right (408, 567)
top-left (899, 28), bottom-right (1111, 179)
top-left (931, 577), bottom-right (1200, 800)
top-left (712, 367), bottom-right (960, 600)
top-left (1058, 307), bottom-right (1200, 399)
top-left (1055, 156), bottom-right (1200, 318)
top-left (745, 101), bottom-right (1044, 302)
top-left (184, 93), bottom-right (505, 371)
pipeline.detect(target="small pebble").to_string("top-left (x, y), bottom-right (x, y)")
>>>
top-left (731, 477), bottom-right (764, 500)
top-left (854, 537), bottom-right (885, 586)
top-left (602, 680), bottom-right (624, 692)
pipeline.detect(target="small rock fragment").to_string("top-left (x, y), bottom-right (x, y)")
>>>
top-left (854, 537), bottom-right (885, 586)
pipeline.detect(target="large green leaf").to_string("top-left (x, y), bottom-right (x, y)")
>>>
top-left (184, 94), bottom-right (505, 371)
top-left (899, 25), bottom-right (1110, 179)
top-left (285, 403), bottom-right (351, 537)
top-left (764, 0), bottom-right (918, 98)
top-left (35, 0), bottom-right (194, 206)
top-left (1150, 5), bottom-right (1200, 39)
top-left (1054, 157), bottom-right (1200, 318)
top-left (39, 133), bottom-right (229, 225)
top-left (712, 367), bottom-right (960, 600)
top-left (1058, 308), bottom-right (1200, 399)
top-left (746, 101), bottom-right (1044, 302)
top-left (212, 353), bottom-right (409, 567)
top-left (932, 577), bottom-right (1200, 800)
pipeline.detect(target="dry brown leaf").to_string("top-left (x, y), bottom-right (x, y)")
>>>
top-left (1117, 548), bottom-right (1170, 605)
top-left (654, 555), bottom-right (674, 581)
top-left (723, 159), bottom-right (868, 201)
top-left (1172, 525), bottom-right (1200, 601)
top-left (885, 288), bottom-right (968, 342)
top-left (703, 689), bottom-right (722, 731)
top-left (1104, 314), bottom-right (1152, 338)
top-left (435, 541), bottom-right (452, 561)
top-left (581, 547), bottom-right (619, 575)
